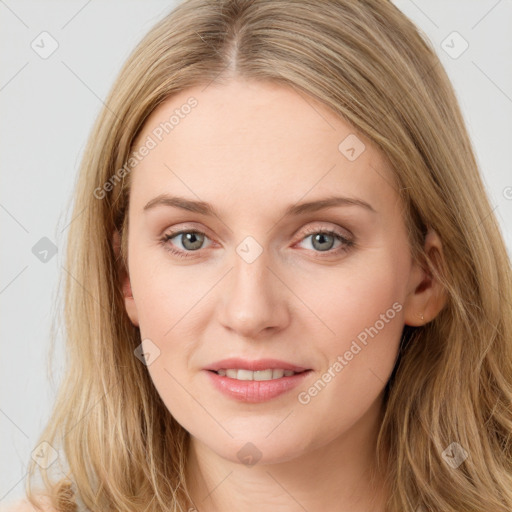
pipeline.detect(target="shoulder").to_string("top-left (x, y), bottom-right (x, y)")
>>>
top-left (0, 497), bottom-right (56, 512)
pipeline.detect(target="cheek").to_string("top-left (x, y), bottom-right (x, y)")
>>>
top-left (129, 248), bottom-right (207, 339)
top-left (292, 251), bottom-right (406, 404)
top-left (129, 257), bottom-right (203, 424)
top-left (295, 249), bottom-right (405, 341)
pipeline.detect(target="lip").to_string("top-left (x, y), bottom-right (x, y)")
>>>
top-left (205, 369), bottom-right (312, 403)
top-left (204, 358), bottom-right (310, 373)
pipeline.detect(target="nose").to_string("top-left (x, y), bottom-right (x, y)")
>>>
top-left (217, 249), bottom-right (290, 339)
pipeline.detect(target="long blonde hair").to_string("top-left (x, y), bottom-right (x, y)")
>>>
top-left (25, 1), bottom-right (512, 510)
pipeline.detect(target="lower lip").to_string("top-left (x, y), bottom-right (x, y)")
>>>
top-left (204, 370), bottom-right (312, 403)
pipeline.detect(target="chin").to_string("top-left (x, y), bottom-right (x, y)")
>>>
top-left (194, 425), bottom-right (315, 466)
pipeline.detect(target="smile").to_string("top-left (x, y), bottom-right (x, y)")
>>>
top-left (214, 368), bottom-right (299, 380)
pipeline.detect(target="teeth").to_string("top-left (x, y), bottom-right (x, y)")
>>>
top-left (217, 369), bottom-right (297, 380)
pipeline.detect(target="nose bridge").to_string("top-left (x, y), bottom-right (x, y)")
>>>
top-left (219, 238), bottom-right (288, 337)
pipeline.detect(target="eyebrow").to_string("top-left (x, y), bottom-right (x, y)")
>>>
top-left (143, 194), bottom-right (376, 216)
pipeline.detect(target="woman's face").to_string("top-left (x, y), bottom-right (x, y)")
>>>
top-left (122, 78), bottom-right (425, 464)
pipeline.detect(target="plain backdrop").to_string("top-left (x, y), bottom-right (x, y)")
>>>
top-left (1, 0), bottom-right (511, 506)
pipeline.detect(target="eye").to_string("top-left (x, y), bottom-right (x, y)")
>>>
top-left (296, 227), bottom-right (354, 255)
top-left (160, 230), bottom-right (212, 259)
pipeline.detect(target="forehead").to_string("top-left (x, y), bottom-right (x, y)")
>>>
top-left (129, 79), bottom-right (398, 216)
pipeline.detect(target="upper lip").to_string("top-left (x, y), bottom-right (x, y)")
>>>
top-left (205, 358), bottom-right (310, 373)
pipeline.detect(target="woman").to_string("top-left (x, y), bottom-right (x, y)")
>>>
top-left (12, 0), bottom-right (512, 511)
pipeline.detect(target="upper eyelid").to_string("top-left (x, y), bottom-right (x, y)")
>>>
top-left (163, 224), bottom-right (351, 240)
top-left (300, 224), bottom-right (352, 238)
top-left (163, 220), bottom-right (352, 236)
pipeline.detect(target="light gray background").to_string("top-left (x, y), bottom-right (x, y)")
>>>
top-left (1, 0), bottom-right (511, 506)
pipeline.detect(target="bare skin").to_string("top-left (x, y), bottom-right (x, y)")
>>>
top-left (120, 78), bottom-right (446, 512)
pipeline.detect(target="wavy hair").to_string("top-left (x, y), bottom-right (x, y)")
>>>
top-left (25, 0), bottom-right (512, 511)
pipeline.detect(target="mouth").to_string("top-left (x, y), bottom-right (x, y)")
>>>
top-left (204, 358), bottom-right (311, 378)
top-left (203, 357), bottom-right (312, 402)
top-left (207, 368), bottom-right (309, 381)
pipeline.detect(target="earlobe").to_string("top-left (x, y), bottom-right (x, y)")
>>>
top-left (113, 229), bottom-right (139, 327)
top-left (403, 227), bottom-right (447, 327)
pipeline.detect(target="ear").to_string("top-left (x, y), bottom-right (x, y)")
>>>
top-left (403, 227), bottom-right (447, 326)
top-left (113, 229), bottom-right (139, 327)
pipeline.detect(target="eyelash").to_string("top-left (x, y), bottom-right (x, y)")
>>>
top-left (159, 225), bottom-right (355, 260)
